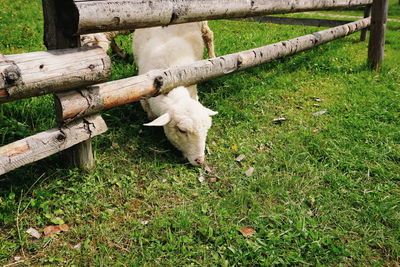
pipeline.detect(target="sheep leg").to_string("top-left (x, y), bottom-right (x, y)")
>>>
top-left (110, 39), bottom-right (127, 59)
top-left (140, 100), bottom-right (156, 120)
top-left (201, 22), bottom-right (215, 58)
top-left (106, 31), bottom-right (133, 58)
top-left (187, 85), bottom-right (199, 101)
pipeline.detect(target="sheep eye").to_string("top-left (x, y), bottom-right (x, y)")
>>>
top-left (177, 128), bottom-right (187, 134)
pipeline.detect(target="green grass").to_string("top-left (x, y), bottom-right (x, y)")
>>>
top-left (1, 0), bottom-right (399, 265)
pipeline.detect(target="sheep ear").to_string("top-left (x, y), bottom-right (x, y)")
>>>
top-left (205, 108), bottom-right (218, 116)
top-left (143, 113), bottom-right (171, 126)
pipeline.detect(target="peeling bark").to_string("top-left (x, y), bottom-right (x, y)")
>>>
top-left (56, 18), bottom-right (370, 123)
top-left (0, 115), bottom-right (107, 176)
top-left (0, 47), bottom-right (111, 104)
top-left (59, 0), bottom-right (372, 34)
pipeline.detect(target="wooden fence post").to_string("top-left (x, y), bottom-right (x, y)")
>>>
top-left (367, 0), bottom-right (389, 70)
top-left (42, 0), bottom-right (95, 169)
top-left (360, 5), bottom-right (372, 41)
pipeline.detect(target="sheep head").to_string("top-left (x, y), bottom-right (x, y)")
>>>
top-left (144, 98), bottom-right (217, 166)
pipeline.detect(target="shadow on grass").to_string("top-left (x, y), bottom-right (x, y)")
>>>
top-left (0, 35), bottom-right (371, 193)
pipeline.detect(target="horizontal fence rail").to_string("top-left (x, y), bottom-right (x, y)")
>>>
top-left (0, 115), bottom-right (107, 175)
top-left (57, 0), bottom-right (373, 35)
top-left (55, 18), bottom-right (371, 123)
top-left (0, 47), bottom-right (111, 103)
top-left (240, 16), bottom-right (354, 27)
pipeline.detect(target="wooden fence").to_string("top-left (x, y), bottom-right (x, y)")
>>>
top-left (0, 0), bottom-right (389, 175)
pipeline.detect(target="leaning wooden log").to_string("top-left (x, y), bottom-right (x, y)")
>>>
top-left (56, 18), bottom-right (370, 123)
top-left (0, 114), bottom-right (107, 176)
top-left (57, 0), bottom-right (372, 35)
top-left (0, 47), bottom-right (111, 104)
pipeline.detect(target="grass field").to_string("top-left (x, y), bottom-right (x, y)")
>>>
top-left (1, 0), bottom-right (399, 265)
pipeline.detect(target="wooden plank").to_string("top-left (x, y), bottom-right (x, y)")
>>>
top-left (0, 47), bottom-right (111, 104)
top-left (240, 16), bottom-right (353, 27)
top-left (57, 0), bottom-right (372, 35)
top-left (368, 0), bottom-right (389, 70)
top-left (0, 115), bottom-right (108, 176)
top-left (55, 18), bottom-right (371, 123)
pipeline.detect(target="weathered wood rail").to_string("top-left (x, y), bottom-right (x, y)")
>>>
top-left (0, 0), bottom-right (389, 175)
top-left (238, 16), bottom-right (354, 27)
top-left (0, 47), bottom-right (111, 103)
top-left (0, 115), bottom-right (107, 175)
top-left (56, 0), bottom-right (373, 35)
top-left (55, 18), bottom-right (371, 123)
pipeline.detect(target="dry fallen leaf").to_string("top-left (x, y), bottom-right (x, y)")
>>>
top-left (239, 226), bottom-right (256, 237)
top-left (235, 154), bottom-right (246, 162)
top-left (272, 117), bottom-right (286, 124)
top-left (26, 227), bottom-right (41, 239)
top-left (312, 109), bottom-right (328, 116)
top-left (58, 224), bottom-right (69, 231)
top-left (245, 167), bottom-right (255, 177)
top-left (313, 104), bottom-right (321, 107)
top-left (73, 243), bottom-right (82, 250)
top-left (193, 192), bottom-right (199, 197)
top-left (43, 224), bottom-right (69, 237)
top-left (208, 177), bottom-right (217, 183)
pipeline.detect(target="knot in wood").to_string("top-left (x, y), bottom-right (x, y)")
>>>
top-left (112, 17), bottom-right (121, 26)
top-left (56, 133), bottom-right (66, 142)
top-left (154, 76), bottom-right (164, 90)
top-left (4, 66), bottom-right (21, 84)
top-left (237, 56), bottom-right (244, 69)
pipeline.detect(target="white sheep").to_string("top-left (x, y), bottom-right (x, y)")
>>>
top-left (133, 22), bottom-right (217, 166)
top-left (81, 31), bottom-right (131, 58)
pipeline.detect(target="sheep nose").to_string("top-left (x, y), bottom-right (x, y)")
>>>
top-left (195, 157), bottom-right (205, 165)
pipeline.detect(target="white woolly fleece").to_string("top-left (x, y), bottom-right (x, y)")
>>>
top-left (133, 23), bottom-right (217, 166)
